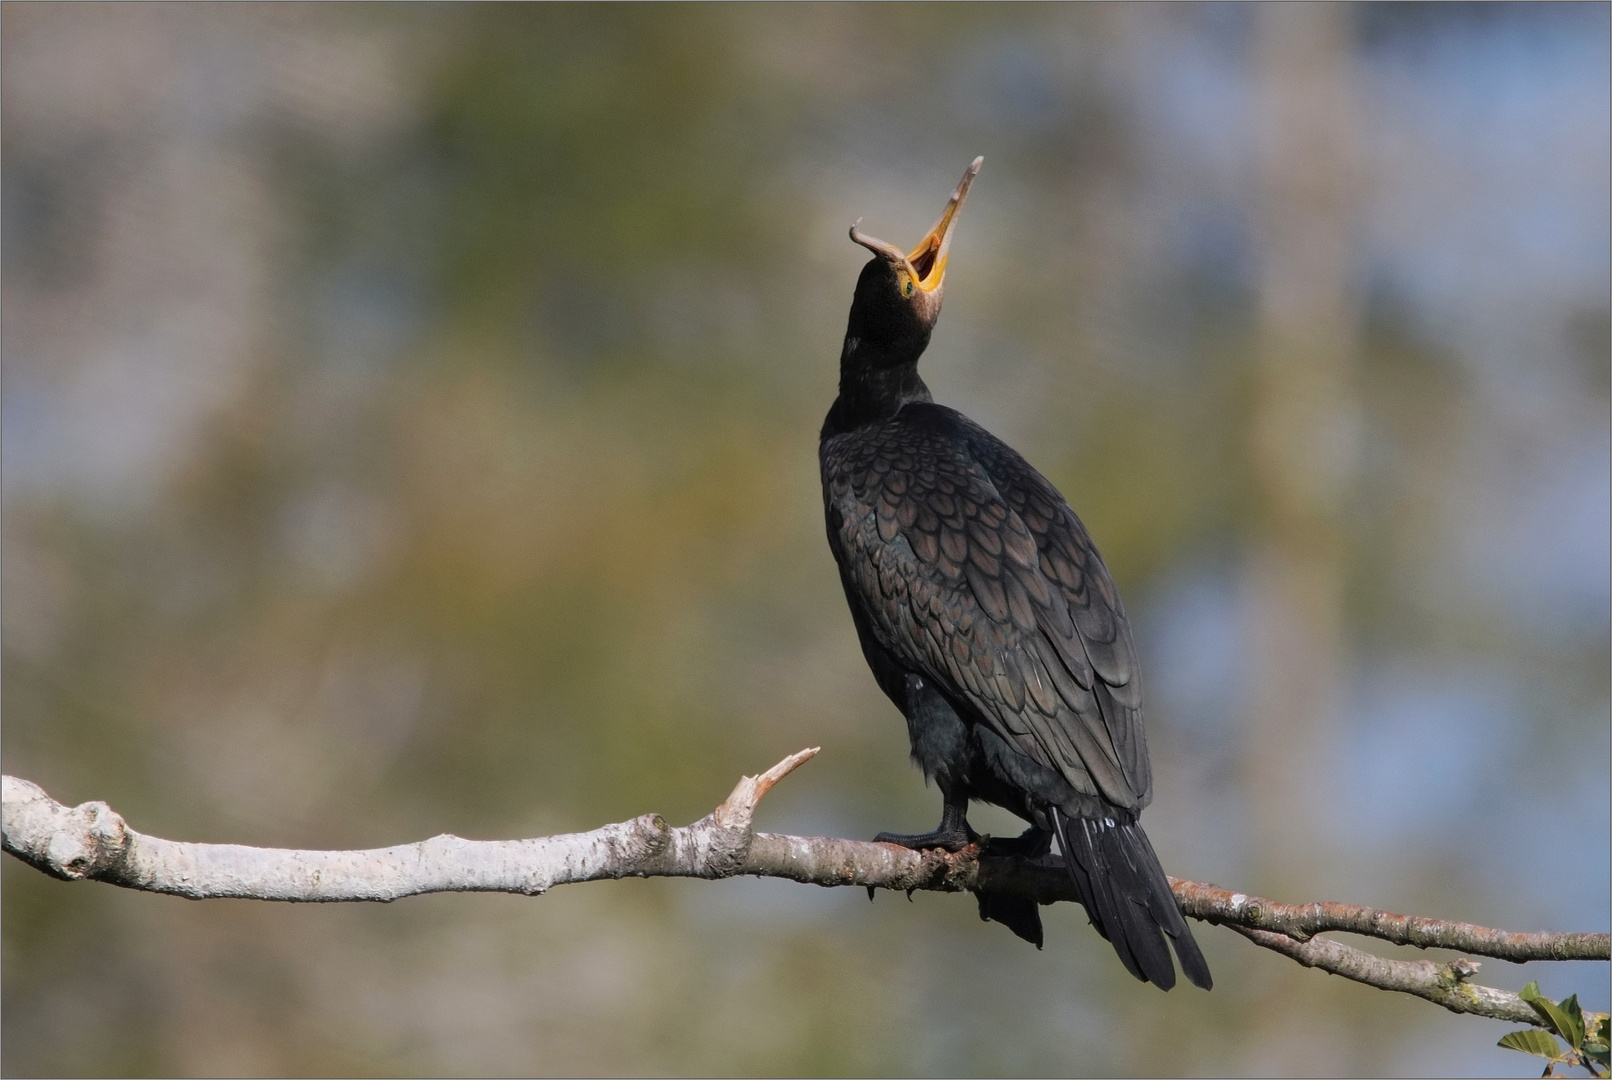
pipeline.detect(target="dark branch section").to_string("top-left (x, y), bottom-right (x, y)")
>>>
top-left (4, 762), bottom-right (1607, 1031)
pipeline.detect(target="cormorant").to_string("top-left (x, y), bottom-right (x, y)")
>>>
top-left (819, 158), bottom-right (1211, 991)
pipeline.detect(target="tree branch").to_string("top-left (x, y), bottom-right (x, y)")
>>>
top-left (1228, 925), bottom-right (1541, 1025)
top-left (4, 753), bottom-right (1606, 1030)
top-left (1167, 879), bottom-right (1609, 962)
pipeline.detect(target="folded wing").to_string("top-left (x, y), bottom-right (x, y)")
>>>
top-left (822, 404), bottom-right (1152, 812)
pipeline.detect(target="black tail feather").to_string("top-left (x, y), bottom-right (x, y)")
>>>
top-left (1050, 808), bottom-right (1151, 983)
top-left (1050, 807), bottom-right (1212, 991)
top-left (1130, 822), bottom-right (1213, 990)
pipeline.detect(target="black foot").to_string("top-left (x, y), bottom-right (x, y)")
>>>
top-left (873, 824), bottom-right (978, 852)
top-left (875, 798), bottom-right (978, 852)
top-left (982, 825), bottom-right (1054, 860)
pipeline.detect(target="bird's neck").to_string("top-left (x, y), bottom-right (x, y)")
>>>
top-left (828, 337), bottom-right (933, 433)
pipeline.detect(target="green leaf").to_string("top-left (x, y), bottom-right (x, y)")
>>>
top-left (1528, 993), bottom-right (1581, 1045)
top-left (1559, 994), bottom-right (1586, 1050)
top-left (1499, 1029), bottom-right (1567, 1062)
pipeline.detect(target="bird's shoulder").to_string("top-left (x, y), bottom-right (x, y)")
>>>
top-left (820, 402), bottom-right (973, 480)
top-left (820, 405), bottom-right (1027, 597)
top-left (823, 405), bottom-right (1129, 661)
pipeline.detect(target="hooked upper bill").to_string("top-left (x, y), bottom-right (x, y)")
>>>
top-left (850, 157), bottom-right (982, 293)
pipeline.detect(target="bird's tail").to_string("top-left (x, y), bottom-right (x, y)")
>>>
top-left (1049, 807), bottom-right (1212, 991)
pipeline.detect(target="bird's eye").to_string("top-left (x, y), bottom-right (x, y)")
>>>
top-left (903, 278), bottom-right (914, 296)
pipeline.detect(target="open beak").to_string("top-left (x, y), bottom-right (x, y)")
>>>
top-left (850, 156), bottom-right (982, 293)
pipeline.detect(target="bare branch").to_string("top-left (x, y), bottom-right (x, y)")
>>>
top-left (1169, 879), bottom-right (1611, 964)
top-left (1229, 924), bottom-right (1541, 1025)
top-left (5, 757), bottom-right (1606, 1032)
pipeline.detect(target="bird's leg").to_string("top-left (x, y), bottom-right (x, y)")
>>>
top-left (874, 793), bottom-right (978, 852)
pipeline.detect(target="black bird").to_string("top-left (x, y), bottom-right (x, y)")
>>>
top-left (819, 159), bottom-right (1211, 991)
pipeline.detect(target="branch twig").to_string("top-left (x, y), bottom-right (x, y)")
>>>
top-left (4, 754), bottom-right (1605, 1030)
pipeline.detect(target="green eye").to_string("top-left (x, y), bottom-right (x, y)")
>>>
top-left (904, 279), bottom-right (914, 296)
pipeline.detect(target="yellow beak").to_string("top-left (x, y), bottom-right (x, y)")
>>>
top-left (849, 157), bottom-right (982, 293)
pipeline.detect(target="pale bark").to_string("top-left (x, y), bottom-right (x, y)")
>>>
top-left (5, 754), bottom-right (1606, 1030)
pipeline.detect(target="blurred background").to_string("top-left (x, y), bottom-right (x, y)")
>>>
top-left (3, 3), bottom-right (1607, 1076)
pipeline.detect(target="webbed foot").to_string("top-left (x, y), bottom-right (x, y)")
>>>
top-left (874, 798), bottom-right (978, 852)
top-left (873, 824), bottom-right (978, 852)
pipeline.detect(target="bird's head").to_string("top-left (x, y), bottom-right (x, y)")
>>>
top-left (844, 157), bottom-right (982, 362)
